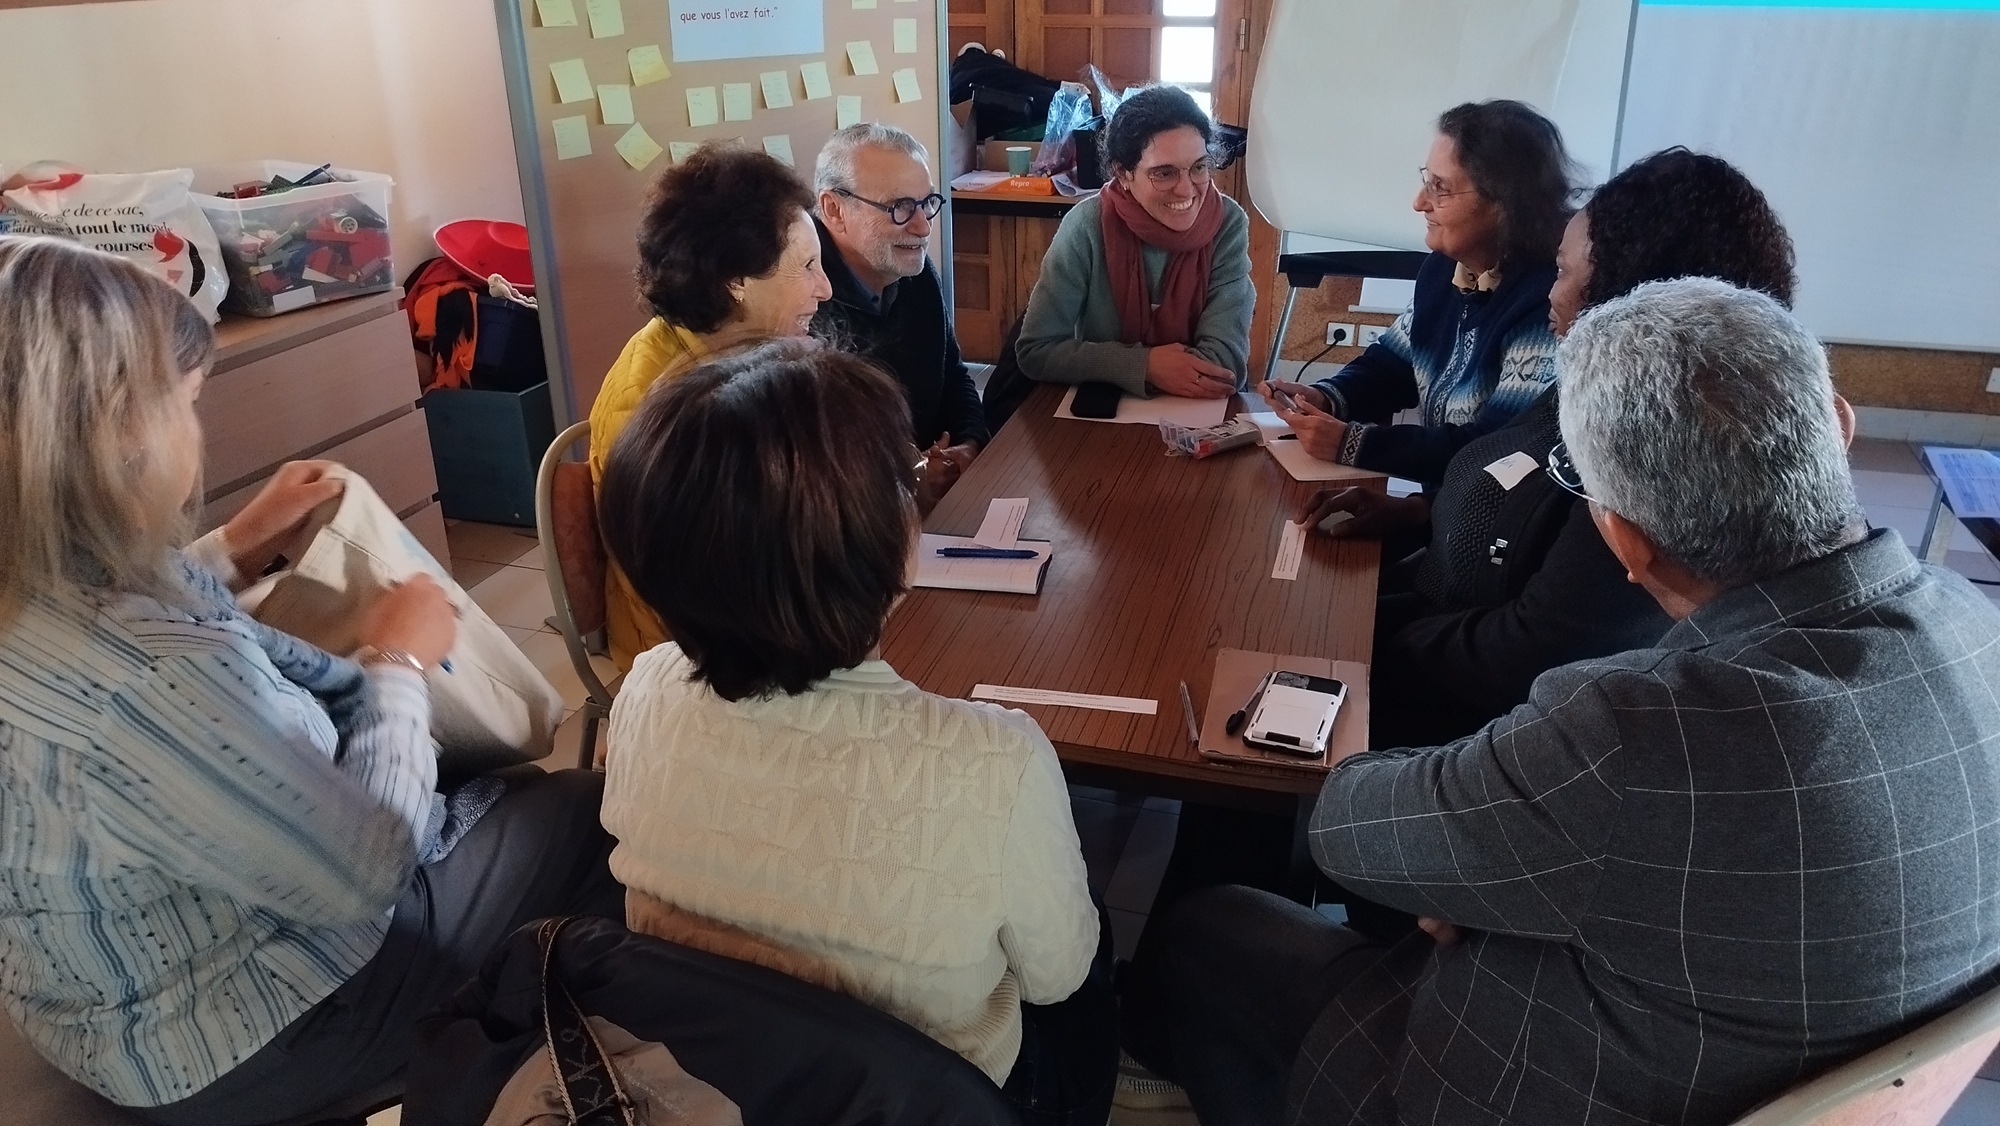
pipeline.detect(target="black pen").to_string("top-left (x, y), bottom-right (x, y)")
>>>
top-left (936, 546), bottom-right (1038, 559)
top-left (1223, 672), bottom-right (1273, 737)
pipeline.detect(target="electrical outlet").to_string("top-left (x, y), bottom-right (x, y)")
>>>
top-left (1358, 324), bottom-right (1388, 348)
top-left (1324, 321), bottom-right (1357, 347)
top-left (1987, 367), bottom-right (2000, 394)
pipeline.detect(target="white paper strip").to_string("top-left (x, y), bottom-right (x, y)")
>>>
top-left (971, 497), bottom-right (1029, 547)
top-left (970, 685), bottom-right (1158, 715)
top-left (1272, 519), bottom-right (1306, 581)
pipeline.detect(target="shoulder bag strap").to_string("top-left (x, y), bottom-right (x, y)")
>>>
top-left (537, 917), bottom-right (640, 1126)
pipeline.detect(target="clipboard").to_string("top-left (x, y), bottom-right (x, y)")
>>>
top-left (1198, 648), bottom-right (1369, 773)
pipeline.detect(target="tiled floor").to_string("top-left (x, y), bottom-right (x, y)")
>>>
top-left (432, 435), bottom-right (2000, 1121)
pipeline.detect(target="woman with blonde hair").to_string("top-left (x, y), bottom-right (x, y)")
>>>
top-left (0, 237), bottom-right (621, 1125)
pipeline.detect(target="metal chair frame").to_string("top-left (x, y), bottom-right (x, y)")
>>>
top-left (534, 419), bottom-right (616, 769)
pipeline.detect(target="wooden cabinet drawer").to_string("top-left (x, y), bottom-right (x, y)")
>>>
top-left (197, 311), bottom-right (416, 493)
top-left (201, 409), bottom-right (437, 531)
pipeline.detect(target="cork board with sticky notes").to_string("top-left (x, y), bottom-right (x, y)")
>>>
top-left (502, 0), bottom-right (945, 419)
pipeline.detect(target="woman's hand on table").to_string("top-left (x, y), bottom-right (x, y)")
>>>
top-left (220, 460), bottom-right (344, 577)
top-left (1264, 383), bottom-right (1349, 461)
top-left (1146, 344), bottom-right (1237, 399)
top-left (1296, 485), bottom-right (1430, 540)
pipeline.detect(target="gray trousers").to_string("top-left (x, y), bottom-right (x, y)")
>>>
top-left (138, 767), bottom-right (624, 1126)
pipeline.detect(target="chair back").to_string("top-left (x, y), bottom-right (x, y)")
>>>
top-left (1731, 981), bottom-right (2000, 1126)
top-left (535, 420), bottom-right (616, 766)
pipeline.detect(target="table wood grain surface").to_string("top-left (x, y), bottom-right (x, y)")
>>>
top-left (880, 384), bottom-right (1382, 796)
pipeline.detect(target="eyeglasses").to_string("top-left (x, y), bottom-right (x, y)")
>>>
top-left (834, 188), bottom-right (944, 226)
top-left (1142, 159), bottom-right (1214, 188)
top-left (1545, 441), bottom-right (1593, 501)
top-left (1417, 166), bottom-right (1477, 204)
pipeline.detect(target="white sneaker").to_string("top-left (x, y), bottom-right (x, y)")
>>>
top-left (1109, 1052), bottom-right (1196, 1125)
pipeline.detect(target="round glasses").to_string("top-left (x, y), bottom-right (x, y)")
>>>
top-left (1417, 167), bottom-right (1477, 204)
top-left (1143, 160), bottom-right (1215, 188)
top-left (835, 188), bottom-right (945, 226)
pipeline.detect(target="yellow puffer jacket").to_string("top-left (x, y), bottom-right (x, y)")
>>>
top-left (588, 317), bottom-right (707, 670)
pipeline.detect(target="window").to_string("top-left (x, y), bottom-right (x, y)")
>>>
top-left (1016, 1), bottom-right (1228, 122)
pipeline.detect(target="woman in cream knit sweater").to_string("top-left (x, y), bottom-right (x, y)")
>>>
top-left (596, 338), bottom-right (1114, 1124)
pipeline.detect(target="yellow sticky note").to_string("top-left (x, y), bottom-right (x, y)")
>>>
top-left (893, 19), bottom-right (917, 54)
top-left (846, 40), bottom-right (879, 76)
top-left (892, 68), bottom-right (923, 104)
top-left (836, 94), bottom-right (863, 129)
top-left (686, 86), bottom-right (720, 128)
top-left (669, 141), bottom-right (700, 163)
top-left (723, 82), bottom-right (754, 122)
top-left (616, 123), bottom-right (663, 171)
top-left (763, 135), bottom-right (795, 166)
top-left (597, 84), bottom-right (634, 125)
top-left (628, 44), bottom-right (670, 86)
top-left (584, 0), bottom-right (624, 38)
top-left (800, 61), bottom-right (833, 101)
top-left (535, 0), bottom-right (578, 27)
top-left (550, 58), bottom-right (593, 104)
top-left (760, 70), bottom-right (794, 110)
top-left (552, 114), bottom-right (591, 160)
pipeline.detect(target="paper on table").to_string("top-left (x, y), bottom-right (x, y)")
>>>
top-left (596, 84), bottom-right (634, 125)
top-left (614, 123), bottom-right (662, 171)
top-left (669, 141), bottom-right (700, 163)
top-left (836, 95), bottom-right (864, 129)
top-left (911, 534), bottom-right (1051, 594)
top-left (951, 170), bottom-right (1011, 191)
top-left (1386, 477), bottom-right (1422, 498)
top-left (893, 18), bottom-right (918, 53)
top-left (722, 82), bottom-right (755, 122)
top-left (628, 44), bottom-right (670, 85)
top-left (762, 135), bottom-right (795, 166)
top-left (1265, 438), bottom-right (1383, 484)
top-left (1242, 410), bottom-right (1292, 443)
top-left (584, 0), bottom-right (624, 38)
top-left (800, 61), bottom-right (833, 100)
top-left (535, 0), bottom-right (578, 27)
top-left (972, 497), bottom-right (1029, 547)
top-left (552, 115), bottom-right (592, 160)
top-left (892, 68), bottom-right (923, 103)
top-left (550, 59), bottom-right (594, 104)
top-left (1928, 447), bottom-right (2000, 519)
top-left (846, 40), bottom-right (879, 75)
top-left (970, 685), bottom-right (1157, 715)
top-left (686, 86), bottom-right (720, 127)
top-left (760, 70), bottom-right (794, 109)
top-left (1272, 519), bottom-right (1306, 581)
top-left (1054, 386), bottom-right (1228, 428)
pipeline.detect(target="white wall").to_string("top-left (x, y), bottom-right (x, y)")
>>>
top-left (0, 0), bottom-right (526, 273)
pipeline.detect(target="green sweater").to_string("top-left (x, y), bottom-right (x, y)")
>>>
top-left (1015, 192), bottom-right (1255, 397)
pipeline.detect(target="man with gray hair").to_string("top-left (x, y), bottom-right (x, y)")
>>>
top-left (1123, 278), bottom-right (2000, 1126)
top-left (811, 122), bottom-right (987, 495)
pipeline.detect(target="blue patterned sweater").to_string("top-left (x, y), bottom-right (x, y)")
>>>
top-left (1312, 251), bottom-right (1559, 485)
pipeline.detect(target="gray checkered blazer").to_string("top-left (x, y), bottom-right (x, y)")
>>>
top-left (1299, 529), bottom-right (2000, 1125)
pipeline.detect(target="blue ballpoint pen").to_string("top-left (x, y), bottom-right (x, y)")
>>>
top-left (936, 546), bottom-right (1039, 559)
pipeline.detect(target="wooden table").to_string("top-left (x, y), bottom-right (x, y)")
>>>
top-left (881, 385), bottom-right (1381, 803)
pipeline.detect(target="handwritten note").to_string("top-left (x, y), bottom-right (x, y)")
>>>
top-left (552, 115), bottom-right (592, 160)
top-left (686, 86), bottom-right (719, 128)
top-left (535, 0), bottom-right (577, 27)
top-left (836, 94), bottom-right (863, 129)
top-left (616, 123), bottom-right (663, 171)
top-left (669, 141), bottom-right (701, 163)
top-left (763, 135), bottom-right (795, 166)
top-left (759, 70), bottom-right (793, 109)
top-left (893, 18), bottom-right (917, 53)
top-left (723, 82), bottom-right (755, 122)
top-left (1930, 447), bottom-right (2000, 519)
top-left (596, 83), bottom-right (634, 125)
top-left (1271, 520), bottom-right (1306, 581)
top-left (550, 58), bottom-right (593, 104)
top-left (628, 44), bottom-right (671, 86)
top-left (846, 40), bottom-right (879, 76)
top-left (584, 0), bottom-right (624, 38)
top-left (892, 67), bottom-right (923, 103)
top-left (800, 60), bottom-right (832, 100)
top-left (972, 498), bottom-right (1029, 548)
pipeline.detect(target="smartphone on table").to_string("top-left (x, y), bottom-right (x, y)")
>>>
top-left (1241, 670), bottom-right (1348, 758)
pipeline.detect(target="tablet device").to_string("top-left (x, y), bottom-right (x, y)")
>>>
top-left (1241, 670), bottom-right (1347, 758)
top-left (1070, 381), bottom-right (1122, 419)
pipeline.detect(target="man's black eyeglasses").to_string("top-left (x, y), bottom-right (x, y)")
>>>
top-left (1545, 441), bottom-right (1593, 502)
top-left (834, 188), bottom-right (944, 226)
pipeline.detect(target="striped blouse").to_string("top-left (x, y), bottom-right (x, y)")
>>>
top-left (0, 534), bottom-right (435, 1107)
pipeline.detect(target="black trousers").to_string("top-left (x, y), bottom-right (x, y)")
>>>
top-left (1000, 903), bottom-right (1120, 1126)
top-left (139, 767), bottom-right (624, 1126)
top-left (1121, 885), bottom-right (1385, 1126)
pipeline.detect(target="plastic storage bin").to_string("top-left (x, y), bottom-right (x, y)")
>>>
top-left (423, 381), bottom-right (557, 527)
top-left (191, 161), bottom-right (395, 317)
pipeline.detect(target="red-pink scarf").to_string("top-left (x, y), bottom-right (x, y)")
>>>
top-left (1098, 177), bottom-right (1225, 347)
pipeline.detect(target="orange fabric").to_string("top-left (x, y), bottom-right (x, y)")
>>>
top-left (402, 257), bottom-right (480, 391)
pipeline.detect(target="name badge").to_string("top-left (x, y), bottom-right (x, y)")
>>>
top-left (1482, 451), bottom-right (1540, 491)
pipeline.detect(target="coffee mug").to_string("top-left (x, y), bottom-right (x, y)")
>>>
top-left (1005, 145), bottom-right (1033, 175)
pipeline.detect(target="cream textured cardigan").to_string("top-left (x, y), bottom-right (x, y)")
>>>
top-left (600, 644), bottom-right (1099, 1084)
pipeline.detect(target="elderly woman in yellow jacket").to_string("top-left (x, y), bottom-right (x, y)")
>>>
top-left (589, 142), bottom-right (832, 669)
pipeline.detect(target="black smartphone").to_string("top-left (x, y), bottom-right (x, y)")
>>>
top-left (1070, 382), bottom-right (1123, 420)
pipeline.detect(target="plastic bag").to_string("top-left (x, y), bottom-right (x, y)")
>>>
top-left (1032, 80), bottom-right (1096, 177)
top-left (0, 168), bottom-right (230, 322)
top-left (1159, 417), bottom-right (1260, 458)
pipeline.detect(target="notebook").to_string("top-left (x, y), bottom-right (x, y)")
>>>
top-left (910, 534), bottom-right (1052, 594)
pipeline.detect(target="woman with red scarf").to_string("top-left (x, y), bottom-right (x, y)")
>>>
top-left (1015, 85), bottom-right (1254, 400)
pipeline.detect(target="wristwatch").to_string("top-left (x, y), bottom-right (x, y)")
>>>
top-left (353, 645), bottom-right (427, 675)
